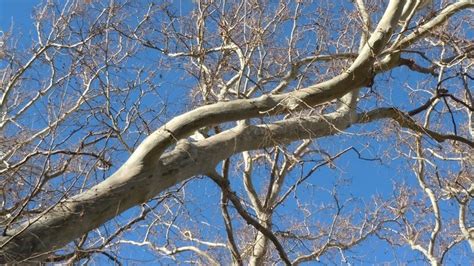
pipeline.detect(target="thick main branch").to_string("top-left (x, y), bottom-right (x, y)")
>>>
top-left (0, 0), bottom-right (441, 262)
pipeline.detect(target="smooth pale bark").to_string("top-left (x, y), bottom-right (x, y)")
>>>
top-left (0, 93), bottom-right (359, 263)
top-left (0, 106), bottom-right (471, 262)
top-left (1, 0), bottom-right (473, 262)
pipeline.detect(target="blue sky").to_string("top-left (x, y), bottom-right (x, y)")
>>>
top-left (1, 0), bottom-right (472, 264)
top-left (0, 0), bottom-right (37, 34)
top-left (0, 1), bottom-right (421, 263)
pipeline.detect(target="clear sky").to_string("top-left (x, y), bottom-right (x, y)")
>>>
top-left (1, 0), bottom-right (472, 264)
top-left (0, 0), bottom-right (37, 32)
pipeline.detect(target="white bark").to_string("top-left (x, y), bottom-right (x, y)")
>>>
top-left (1, 0), bottom-right (473, 263)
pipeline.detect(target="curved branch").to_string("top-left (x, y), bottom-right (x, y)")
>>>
top-left (358, 108), bottom-right (474, 148)
top-left (392, 1), bottom-right (474, 51)
top-left (0, 1), bottom-right (411, 262)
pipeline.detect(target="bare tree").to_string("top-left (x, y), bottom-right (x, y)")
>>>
top-left (0, 0), bottom-right (473, 264)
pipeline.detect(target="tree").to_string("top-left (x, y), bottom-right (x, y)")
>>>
top-left (0, 0), bottom-right (473, 264)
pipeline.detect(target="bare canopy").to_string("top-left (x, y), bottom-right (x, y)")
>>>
top-left (0, 0), bottom-right (473, 264)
